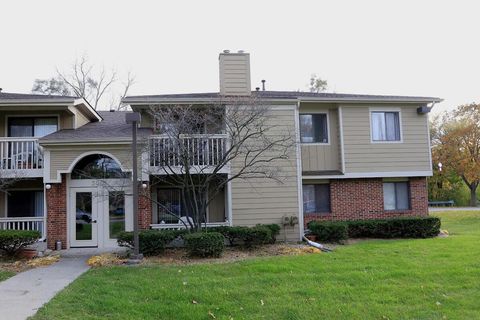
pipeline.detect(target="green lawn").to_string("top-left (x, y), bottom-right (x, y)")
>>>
top-left (33, 211), bottom-right (480, 320)
top-left (0, 269), bottom-right (15, 282)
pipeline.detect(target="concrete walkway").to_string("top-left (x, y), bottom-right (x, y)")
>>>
top-left (0, 256), bottom-right (90, 320)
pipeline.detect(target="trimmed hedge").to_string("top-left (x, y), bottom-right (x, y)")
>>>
top-left (308, 217), bottom-right (441, 242)
top-left (211, 224), bottom-right (279, 247)
top-left (308, 222), bottom-right (348, 242)
top-left (0, 230), bottom-right (41, 256)
top-left (184, 232), bottom-right (225, 257)
top-left (117, 230), bottom-right (185, 256)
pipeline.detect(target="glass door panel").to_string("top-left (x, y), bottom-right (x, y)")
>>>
top-left (75, 192), bottom-right (93, 241)
top-left (109, 191), bottom-right (125, 239)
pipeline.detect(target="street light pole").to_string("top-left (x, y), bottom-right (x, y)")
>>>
top-left (126, 112), bottom-right (142, 263)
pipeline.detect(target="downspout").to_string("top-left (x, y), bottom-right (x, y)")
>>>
top-left (294, 100), bottom-right (304, 241)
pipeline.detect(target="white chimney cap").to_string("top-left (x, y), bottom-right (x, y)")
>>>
top-left (223, 50), bottom-right (230, 53)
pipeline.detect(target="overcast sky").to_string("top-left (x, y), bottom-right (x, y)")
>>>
top-left (1, 0), bottom-right (478, 113)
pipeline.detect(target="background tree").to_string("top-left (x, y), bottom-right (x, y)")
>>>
top-left (146, 96), bottom-right (295, 231)
top-left (308, 74), bottom-right (328, 93)
top-left (432, 103), bottom-right (480, 206)
top-left (32, 55), bottom-right (134, 110)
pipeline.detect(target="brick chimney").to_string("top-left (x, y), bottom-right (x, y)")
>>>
top-left (219, 50), bottom-right (251, 96)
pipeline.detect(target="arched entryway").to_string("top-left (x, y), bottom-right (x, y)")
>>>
top-left (68, 154), bottom-right (132, 248)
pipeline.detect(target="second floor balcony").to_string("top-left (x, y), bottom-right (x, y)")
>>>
top-left (149, 134), bottom-right (229, 174)
top-left (0, 138), bottom-right (43, 177)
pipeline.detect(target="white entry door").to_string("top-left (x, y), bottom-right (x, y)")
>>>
top-left (70, 187), bottom-right (99, 247)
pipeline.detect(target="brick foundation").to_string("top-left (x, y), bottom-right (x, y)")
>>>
top-left (46, 174), bottom-right (67, 249)
top-left (304, 177), bottom-right (428, 226)
top-left (139, 182), bottom-right (152, 229)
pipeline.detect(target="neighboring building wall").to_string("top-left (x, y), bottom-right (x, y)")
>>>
top-left (46, 174), bottom-right (67, 249)
top-left (300, 103), bottom-right (341, 173)
top-left (231, 106), bottom-right (300, 241)
top-left (341, 104), bottom-right (431, 174)
top-left (304, 177), bottom-right (428, 225)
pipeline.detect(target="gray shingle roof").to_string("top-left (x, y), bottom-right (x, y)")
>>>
top-left (0, 91), bottom-right (78, 101)
top-left (40, 111), bottom-right (152, 143)
top-left (124, 90), bottom-right (442, 103)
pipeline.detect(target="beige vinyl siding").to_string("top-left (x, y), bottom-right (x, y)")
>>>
top-left (299, 104), bottom-right (341, 172)
top-left (219, 53), bottom-right (251, 96)
top-left (0, 110), bottom-right (73, 137)
top-left (231, 106), bottom-right (300, 241)
top-left (47, 144), bottom-right (134, 181)
top-left (342, 104), bottom-right (431, 173)
top-left (74, 109), bottom-right (90, 128)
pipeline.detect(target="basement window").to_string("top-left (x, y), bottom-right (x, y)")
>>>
top-left (303, 184), bottom-right (331, 214)
top-left (383, 181), bottom-right (410, 210)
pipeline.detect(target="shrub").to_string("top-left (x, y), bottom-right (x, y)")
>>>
top-left (242, 225), bottom-right (272, 248)
top-left (0, 230), bottom-right (41, 256)
top-left (346, 217), bottom-right (441, 239)
top-left (308, 221), bottom-right (348, 242)
top-left (261, 224), bottom-right (281, 243)
top-left (308, 217), bottom-right (441, 242)
top-left (212, 224), bottom-right (280, 246)
top-left (117, 230), bottom-right (184, 256)
top-left (184, 232), bottom-right (225, 257)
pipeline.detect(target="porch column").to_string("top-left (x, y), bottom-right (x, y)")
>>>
top-left (138, 182), bottom-right (152, 229)
top-left (46, 174), bottom-right (67, 249)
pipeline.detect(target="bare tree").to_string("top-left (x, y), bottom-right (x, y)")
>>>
top-left (145, 95), bottom-right (295, 231)
top-left (32, 55), bottom-right (135, 110)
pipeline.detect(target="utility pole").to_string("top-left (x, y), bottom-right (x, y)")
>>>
top-left (126, 112), bottom-right (143, 263)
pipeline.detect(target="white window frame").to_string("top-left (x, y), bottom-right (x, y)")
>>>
top-left (382, 180), bottom-right (411, 211)
top-left (369, 107), bottom-right (403, 144)
top-left (299, 111), bottom-right (330, 145)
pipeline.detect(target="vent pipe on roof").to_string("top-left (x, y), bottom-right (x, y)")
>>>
top-left (261, 80), bottom-right (266, 91)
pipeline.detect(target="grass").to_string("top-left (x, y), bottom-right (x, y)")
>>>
top-left (32, 211), bottom-right (480, 319)
top-left (0, 269), bottom-right (15, 282)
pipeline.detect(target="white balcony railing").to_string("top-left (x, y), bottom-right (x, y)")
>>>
top-left (0, 217), bottom-right (46, 240)
top-left (149, 134), bottom-right (228, 169)
top-left (0, 138), bottom-right (43, 170)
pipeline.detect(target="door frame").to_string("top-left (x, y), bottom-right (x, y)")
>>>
top-left (67, 176), bottom-right (133, 248)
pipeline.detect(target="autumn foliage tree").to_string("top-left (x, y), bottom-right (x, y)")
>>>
top-left (432, 103), bottom-right (480, 206)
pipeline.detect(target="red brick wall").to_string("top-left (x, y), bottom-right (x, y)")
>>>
top-left (304, 177), bottom-right (428, 226)
top-left (139, 182), bottom-right (152, 229)
top-left (46, 175), bottom-right (67, 249)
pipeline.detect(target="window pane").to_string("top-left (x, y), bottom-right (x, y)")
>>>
top-left (7, 191), bottom-right (36, 217)
top-left (385, 112), bottom-right (400, 141)
top-left (313, 114), bottom-right (328, 143)
top-left (371, 112), bottom-right (386, 141)
top-left (315, 184), bottom-right (331, 212)
top-left (383, 183), bottom-right (396, 210)
top-left (300, 115), bottom-right (314, 143)
top-left (34, 118), bottom-right (58, 137)
top-left (109, 191), bottom-right (125, 239)
top-left (303, 185), bottom-right (316, 213)
top-left (71, 154), bottom-right (129, 179)
top-left (157, 189), bottom-right (182, 223)
top-left (75, 192), bottom-right (92, 241)
top-left (34, 191), bottom-right (44, 217)
top-left (395, 182), bottom-right (409, 210)
top-left (8, 118), bottom-right (33, 137)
